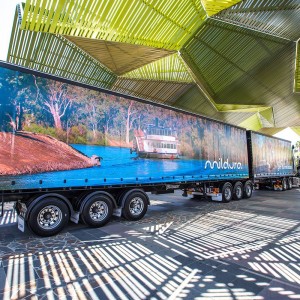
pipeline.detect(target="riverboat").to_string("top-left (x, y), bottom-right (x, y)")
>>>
top-left (133, 120), bottom-right (179, 159)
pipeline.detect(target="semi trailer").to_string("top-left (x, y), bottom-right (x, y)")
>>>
top-left (186, 131), bottom-right (295, 199)
top-left (0, 61), bottom-right (295, 237)
top-left (247, 131), bottom-right (295, 190)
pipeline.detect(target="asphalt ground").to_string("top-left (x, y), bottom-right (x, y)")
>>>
top-left (0, 188), bottom-right (300, 300)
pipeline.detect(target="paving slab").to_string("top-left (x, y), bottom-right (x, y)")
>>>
top-left (0, 189), bottom-right (300, 299)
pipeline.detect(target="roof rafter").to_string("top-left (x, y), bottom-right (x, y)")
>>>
top-left (8, 5), bottom-right (117, 89)
top-left (20, 0), bottom-right (207, 50)
top-left (122, 53), bottom-right (193, 83)
top-left (214, 0), bottom-right (300, 41)
top-left (5, 1), bottom-right (300, 131)
top-left (201, 0), bottom-right (242, 16)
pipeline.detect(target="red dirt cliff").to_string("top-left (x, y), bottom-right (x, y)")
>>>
top-left (0, 132), bottom-right (93, 176)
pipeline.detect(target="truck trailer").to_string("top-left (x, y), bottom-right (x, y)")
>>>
top-left (247, 131), bottom-right (295, 190)
top-left (0, 62), bottom-right (295, 237)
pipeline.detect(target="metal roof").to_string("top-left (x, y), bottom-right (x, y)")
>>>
top-left (6, 0), bottom-right (300, 132)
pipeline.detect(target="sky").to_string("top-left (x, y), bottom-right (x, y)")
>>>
top-left (0, 0), bottom-right (20, 61)
top-left (274, 128), bottom-right (299, 146)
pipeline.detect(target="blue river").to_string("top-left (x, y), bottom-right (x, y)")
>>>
top-left (1, 145), bottom-right (249, 190)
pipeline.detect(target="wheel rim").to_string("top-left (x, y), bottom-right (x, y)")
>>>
top-left (89, 201), bottom-right (108, 222)
top-left (236, 186), bottom-right (242, 198)
top-left (129, 197), bottom-right (144, 216)
top-left (246, 184), bottom-right (251, 196)
top-left (37, 205), bottom-right (62, 230)
top-left (224, 187), bottom-right (232, 200)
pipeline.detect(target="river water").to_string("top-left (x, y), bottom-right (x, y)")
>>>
top-left (1, 145), bottom-right (249, 190)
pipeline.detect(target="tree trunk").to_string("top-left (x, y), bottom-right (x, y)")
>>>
top-left (17, 102), bottom-right (23, 131)
top-left (53, 110), bottom-right (62, 129)
top-left (92, 124), bottom-right (96, 139)
top-left (44, 82), bottom-right (71, 130)
top-left (126, 101), bottom-right (133, 144)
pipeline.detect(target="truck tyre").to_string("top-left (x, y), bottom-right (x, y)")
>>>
top-left (233, 182), bottom-right (243, 200)
top-left (81, 194), bottom-right (113, 227)
top-left (27, 197), bottom-right (69, 237)
top-left (221, 182), bottom-right (233, 202)
top-left (288, 178), bottom-right (293, 190)
top-left (243, 181), bottom-right (253, 199)
top-left (122, 191), bottom-right (148, 220)
top-left (282, 178), bottom-right (288, 191)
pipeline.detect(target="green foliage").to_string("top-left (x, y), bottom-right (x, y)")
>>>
top-left (23, 123), bottom-right (110, 146)
top-left (1, 67), bottom-right (248, 162)
top-left (24, 123), bottom-right (57, 137)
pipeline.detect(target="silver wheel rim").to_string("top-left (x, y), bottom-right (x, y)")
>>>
top-left (224, 187), bottom-right (232, 200)
top-left (129, 197), bottom-right (144, 216)
top-left (283, 180), bottom-right (287, 189)
top-left (37, 205), bottom-right (62, 230)
top-left (246, 185), bottom-right (251, 196)
top-left (89, 201), bottom-right (108, 222)
top-left (236, 186), bottom-right (242, 198)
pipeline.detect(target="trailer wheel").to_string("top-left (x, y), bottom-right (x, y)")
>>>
top-left (221, 182), bottom-right (233, 202)
top-left (122, 191), bottom-right (148, 221)
top-left (288, 178), bottom-right (293, 190)
top-left (243, 181), bottom-right (253, 199)
top-left (27, 198), bottom-right (69, 237)
top-left (233, 182), bottom-right (243, 200)
top-left (282, 178), bottom-right (288, 191)
top-left (81, 194), bottom-right (113, 227)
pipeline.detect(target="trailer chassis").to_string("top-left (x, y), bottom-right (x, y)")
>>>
top-left (0, 178), bottom-right (254, 237)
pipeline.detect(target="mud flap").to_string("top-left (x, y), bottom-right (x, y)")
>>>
top-left (113, 208), bottom-right (122, 217)
top-left (211, 193), bottom-right (222, 201)
top-left (18, 215), bottom-right (25, 232)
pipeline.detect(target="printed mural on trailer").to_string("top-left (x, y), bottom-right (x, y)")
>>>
top-left (251, 132), bottom-right (293, 176)
top-left (0, 66), bottom-right (248, 186)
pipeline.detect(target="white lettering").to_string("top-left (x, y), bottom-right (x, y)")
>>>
top-left (204, 158), bottom-right (243, 170)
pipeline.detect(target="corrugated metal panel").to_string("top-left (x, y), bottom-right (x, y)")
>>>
top-left (64, 36), bottom-right (174, 75)
top-left (6, 2), bottom-right (300, 129)
top-left (295, 41), bottom-right (300, 92)
top-left (216, 43), bottom-right (295, 105)
top-left (214, 43), bottom-right (300, 127)
top-left (21, 0), bottom-right (207, 51)
top-left (258, 128), bottom-right (285, 136)
top-left (7, 8), bottom-right (116, 89)
top-left (181, 18), bottom-right (290, 96)
top-left (112, 78), bottom-right (194, 104)
top-left (259, 108), bottom-right (274, 127)
top-left (222, 111), bottom-right (258, 127)
top-left (173, 85), bottom-right (262, 128)
top-left (178, 49), bottom-right (272, 118)
top-left (202, 0), bottom-right (242, 16)
top-left (273, 93), bottom-right (300, 127)
top-left (238, 113), bottom-right (262, 131)
top-left (216, 104), bottom-right (270, 113)
top-left (173, 85), bottom-right (220, 118)
top-left (214, 0), bottom-right (300, 41)
top-left (292, 127), bottom-right (300, 136)
top-left (122, 53), bottom-right (193, 83)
